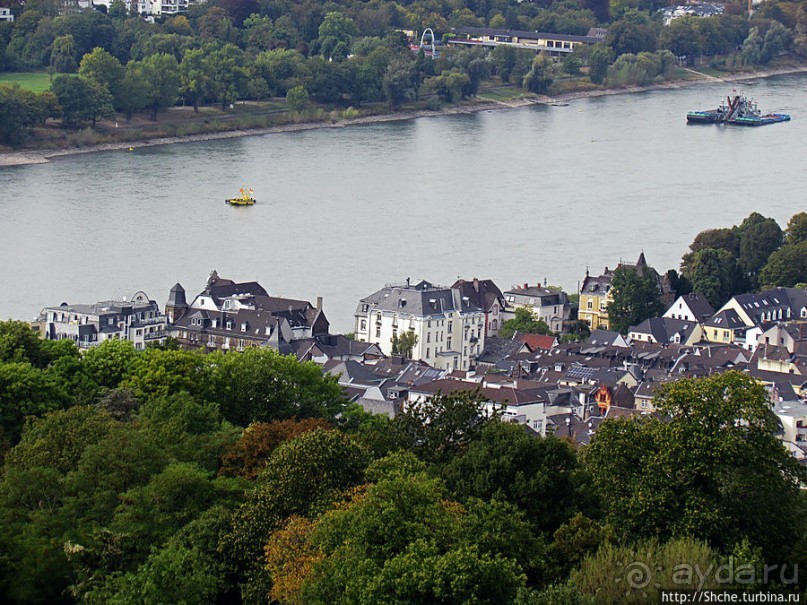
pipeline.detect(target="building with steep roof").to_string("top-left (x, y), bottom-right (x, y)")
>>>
top-left (451, 278), bottom-right (506, 337)
top-left (628, 317), bottom-right (703, 346)
top-left (354, 279), bottom-right (487, 371)
top-left (664, 293), bottom-right (715, 323)
top-left (578, 253), bottom-right (675, 330)
top-left (166, 272), bottom-right (329, 352)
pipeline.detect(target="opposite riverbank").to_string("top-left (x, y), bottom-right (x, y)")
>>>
top-left (2, 63), bottom-right (806, 168)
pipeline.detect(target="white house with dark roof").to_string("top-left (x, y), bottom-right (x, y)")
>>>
top-left (166, 271), bottom-right (329, 352)
top-left (451, 278), bottom-right (506, 337)
top-left (628, 317), bottom-right (703, 346)
top-left (354, 279), bottom-right (487, 371)
top-left (40, 290), bottom-right (166, 349)
top-left (664, 293), bottom-right (715, 323)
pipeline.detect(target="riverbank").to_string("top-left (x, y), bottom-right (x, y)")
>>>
top-left (2, 63), bottom-right (806, 168)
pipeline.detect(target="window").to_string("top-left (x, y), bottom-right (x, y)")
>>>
top-left (360, 319), bottom-right (366, 331)
top-left (447, 337), bottom-right (452, 349)
top-left (587, 300), bottom-right (593, 309)
top-left (375, 326), bottom-right (381, 338)
top-left (448, 321), bottom-right (452, 331)
top-left (427, 333), bottom-right (431, 343)
top-left (427, 320), bottom-right (432, 328)
top-left (426, 348), bottom-right (430, 358)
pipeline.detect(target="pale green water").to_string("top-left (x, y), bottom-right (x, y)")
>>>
top-left (1, 74), bottom-right (804, 331)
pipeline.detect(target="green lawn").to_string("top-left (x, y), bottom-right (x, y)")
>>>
top-left (0, 72), bottom-right (53, 93)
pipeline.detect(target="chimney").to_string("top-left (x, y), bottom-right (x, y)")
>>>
top-left (316, 296), bottom-right (323, 311)
top-left (406, 277), bottom-right (411, 287)
top-left (473, 277), bottom-right (479, 292)
top-left (524, 283), bottom-right (528, 289)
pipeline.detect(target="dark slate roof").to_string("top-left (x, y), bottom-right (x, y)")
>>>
top-left (586, 330), bottom-right (624, 347)
top-left (629, 317), bottom-right (699, 344)
top-left (451, 278), bottom-right (504, 313)
top-left (704, 309), bottom-right (746, 330)
top-left (357, 281), bottom-right (478, 317)
top-left (731, 288), bottom-right (807, 325)
top-left (680, 293), bottom-right (715, 321)
top-left (478, 336), bottom-right (527, 364)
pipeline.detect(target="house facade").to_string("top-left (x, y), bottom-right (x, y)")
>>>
top-left (663, 293), bottom-right (715, 323)
top-left (502, 283), bottom-right (573, 333)
top-left (578, 253), bottom-right (674, 330)
top-left (40, 289), bottom-right (166, 350)
top-left (354, 279), bottom-right (487, 371)
top-left (166, 272), bottom-right (329, 352)
top-left (0, 8), bottom-right (14, 22)
top-left (451, 278), bottom-right (506, 338)
top-left (448, 26), bottom-right (604, 56)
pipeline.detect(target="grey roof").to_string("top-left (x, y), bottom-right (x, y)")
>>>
top-left (731, 288), bottom-right (807, 326)
top-left (629, 317), bottom-right (699, 344)
top-left (357, 281), bottom-right (483, 317)
top-left (451, 278), bottom-right (504, 313)
top-left (704, 309), bottom-right (746, 329)
top-left (677, 293), bottom-right (715, 321)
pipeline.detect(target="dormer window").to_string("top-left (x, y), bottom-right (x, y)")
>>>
top-left (226, 320), bottom-right (233, 330)
top-left (241, 323), bottom-right (247, 332)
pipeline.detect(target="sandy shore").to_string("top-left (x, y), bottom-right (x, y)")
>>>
top-left (2, 64), bottom-right (806, 168)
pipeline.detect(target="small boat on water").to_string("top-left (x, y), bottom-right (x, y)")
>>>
top-left (687, 92), bottom-right (790, 126)
top-left (226, 188), bottom-right (256, 206)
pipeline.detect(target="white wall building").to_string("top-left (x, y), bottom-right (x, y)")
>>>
top-left (0, 7), bottom-right (14, 22)
top-left (355, 279), bottom-right (487, 371)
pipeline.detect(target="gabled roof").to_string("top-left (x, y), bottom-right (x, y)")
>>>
top-left (629, 317), bottom-right (699, 344)
top-left (704, 309), bottom-right (746, 329)
top-left (451, 278), bottom-right (504, 313)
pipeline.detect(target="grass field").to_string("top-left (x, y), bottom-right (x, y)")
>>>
top-left (0, 72), bottom-right (53, 93)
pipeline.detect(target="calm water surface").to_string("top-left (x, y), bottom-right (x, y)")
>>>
top-left (1, 74), bottom-right (805, 332)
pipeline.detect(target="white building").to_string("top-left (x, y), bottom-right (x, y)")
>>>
top-left (0, 8), bottom-right (14, 22)
top-left (92, 0), bottom-right (202, 16)
top-left (502, 283), bottom-right (573, 333)
top-left (40, 289), bottom-right (167, 350)
top-left (355, 279), bottom-right (487, 371)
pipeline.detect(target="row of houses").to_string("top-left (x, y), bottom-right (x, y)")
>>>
top-left (37, 270), bottom-right (807, 459)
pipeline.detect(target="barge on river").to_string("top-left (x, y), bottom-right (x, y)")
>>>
top-left (687, 92), bottom-right (790, 126)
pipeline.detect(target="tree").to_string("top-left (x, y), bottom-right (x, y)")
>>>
top-left (0, 361), bottom-right (69, 444)
top-left (51, 74), bottom-right (113, 127)
top-left (606, 265), bottom-right (663, 334)
top-left (759, 241), bottom-right (807, 288)
top-left (202, 348), bottom-right (346, 427)
top-left (522, 52), bottom-right (555, 94)
top-left (219, 418), bottom-right (331, 480)
top-left (584, 372), bottom-right (806, 560)
top-left (286, 85), bottom-right (309, 112)
top-left (681, 227), bottom-right (740, 274)
top-left (317, 11), bottom-right (356, 61)
top-left (785, 212), bottom-right (807, 245)
top-left (737, 212), bottom-right (783, 288)
top-left (393, 391), bottom-right (499, 464)
top-left (382, 56), bottom-right (416, 109)
top-left (390, 330), bottom-right (418, 357)
top-left (204, 43), bottom-right (248, 110)
top-left (78, 47), bottom-right (124, 107)
top-left (442, 422), bottom-right (590, 536)
top-left (606, 10), bottom-right (658, 56)
top-left (268, 464), bottom-right (530, 604)
top-left (50, 34), bottom-right (78, 73)
top-left (220, 429), bottom-right (369, 603)
top-left (139, 52), bottom-right (180, 120)
top-left (683, 248), bottom-right (742, 309)
top-left (500, 307), bottom-right (552, 339)
top-left (117, 60), bottom-right (149, 121)
top-left (0, 85), bottom-right (52, 147)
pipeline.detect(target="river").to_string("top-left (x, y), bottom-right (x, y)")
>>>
top-left (1, 74), bottom-right (805, 332)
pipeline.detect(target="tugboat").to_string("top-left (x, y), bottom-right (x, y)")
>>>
top-left (226, 188), bottom-right (256, 206)
top-left (687, 92), bottom-right (790, 126)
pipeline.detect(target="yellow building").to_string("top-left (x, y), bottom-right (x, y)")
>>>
top-left (701, 309), bottom-right (746, 345)
top-left (578, 268), bottom-right (613, 330)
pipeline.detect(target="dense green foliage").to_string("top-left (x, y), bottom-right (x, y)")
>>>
top-left (680, 211), bottom-right (805, 304)
top-left (500, 306), bottom-right (553, 339)
top-left (606, 264), bottom-right (664, 334)
top-left (2, 0), bottom-right (806, 146)
top-left (1, 321), bottom-right (806, 603)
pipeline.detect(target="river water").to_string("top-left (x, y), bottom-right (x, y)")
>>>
top-left (1, 74), bottom-right (805, 332)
